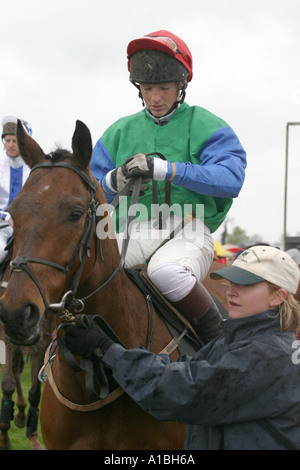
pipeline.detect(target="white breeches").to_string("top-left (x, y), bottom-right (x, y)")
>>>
top-left (0, 224), bottom-right (13, 264)
top-left (116, 216), bottom-right (214, 302)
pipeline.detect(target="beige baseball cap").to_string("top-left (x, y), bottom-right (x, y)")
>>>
top-left (210, 245), bottom-right (300, 294)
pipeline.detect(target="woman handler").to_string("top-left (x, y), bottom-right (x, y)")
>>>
top-left (65, 246), bottom-right (300, 450)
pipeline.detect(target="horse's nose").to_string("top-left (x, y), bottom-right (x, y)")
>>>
top-left (0, 302), bottom-right (42, 346)
top-left (0, 302), bottom-right (40, 329)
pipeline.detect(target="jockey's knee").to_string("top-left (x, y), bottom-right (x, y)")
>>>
top-left (148, 262), bottom-right (196, 302)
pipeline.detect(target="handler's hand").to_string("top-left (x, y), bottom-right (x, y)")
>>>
top-left (64, 325), bottom-right (114, 359)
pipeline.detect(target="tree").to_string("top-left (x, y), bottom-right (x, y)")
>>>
top-left (226, 226), bottom-right (250, 245)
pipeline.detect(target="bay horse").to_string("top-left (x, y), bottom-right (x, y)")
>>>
top-left (0, 120), bottom-right (228, 450)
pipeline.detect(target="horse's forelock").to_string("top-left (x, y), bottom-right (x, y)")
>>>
top-left (44, 148), bottom-right (72, 163)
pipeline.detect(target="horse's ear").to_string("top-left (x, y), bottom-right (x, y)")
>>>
top-left (71, 120), bottom-right (93, 168)
top-left (16, 120), bottom-right (44, 168)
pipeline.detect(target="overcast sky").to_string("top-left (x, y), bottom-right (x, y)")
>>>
top-left (1, 0), bottom-right (299, 247)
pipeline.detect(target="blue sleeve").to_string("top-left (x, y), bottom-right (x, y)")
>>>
top-left (166, 127), bottom-right (246, 198)
top-left (90, 139), bottom-right (117, 202)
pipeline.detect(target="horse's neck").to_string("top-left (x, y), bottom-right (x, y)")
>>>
top-left (79, 267), bottom-right (148, 348)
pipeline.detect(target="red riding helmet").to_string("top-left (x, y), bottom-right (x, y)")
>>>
top-left (127, 30), bottom-right (193, 84)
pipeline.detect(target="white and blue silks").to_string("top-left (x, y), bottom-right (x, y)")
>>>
top-left (0, 154), bottom-right (30, 263)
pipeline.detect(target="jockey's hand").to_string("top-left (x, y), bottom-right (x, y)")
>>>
top-left (106, 164), bottom-right (149, 195)
top-left (108, 164), bottom-right (130, 193)
top-left (64, 324), bottom-right (114, 359)
top-left (125, 153), bottom-right (168, 181)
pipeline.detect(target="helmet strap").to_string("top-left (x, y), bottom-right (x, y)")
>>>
top-left (138, 89), bottom-right (145, 107)
top-left (179, 84), bottom-right (187, 104)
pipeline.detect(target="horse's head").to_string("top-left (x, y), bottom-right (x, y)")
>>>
top-left (0, 120), bottom-right (110, 345)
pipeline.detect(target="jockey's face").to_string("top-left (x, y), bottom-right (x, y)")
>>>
top-left (3, 135), bottom-right (20, 158)
top-left (139, 82), bottom-right (182, 117)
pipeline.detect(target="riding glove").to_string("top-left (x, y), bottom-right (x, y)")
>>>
top-left (64, 324), bottom-right (114, 359)
top-left (107, 164), bottom-right (129, 193)
top-left (125, 153), bottom-right (168, 181)
top-left (106, 163), bottom-right (150, 195)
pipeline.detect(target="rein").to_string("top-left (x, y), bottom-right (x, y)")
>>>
top-left (9, 153), bottom-right (173, 317)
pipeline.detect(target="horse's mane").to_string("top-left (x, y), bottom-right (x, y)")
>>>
top-left (45, 148), bottom-right (72, 163)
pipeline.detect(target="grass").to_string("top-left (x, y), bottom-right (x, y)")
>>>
top-left (0, 353), bottom-right (45, 450)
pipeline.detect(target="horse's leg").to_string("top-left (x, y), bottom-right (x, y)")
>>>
top-left (0, 346), bottom-right (16, 450)
top-left (26, 349), bottom-right (46, 450)
top-left (12, 349), bottom-right (27, 429)
top-left (26, 317), bottom-right (54, 450)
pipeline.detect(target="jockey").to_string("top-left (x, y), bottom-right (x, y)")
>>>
top-left (90, 30), bottom-right (247, 343)
top-left (0, 115), bottom-right (32, 264)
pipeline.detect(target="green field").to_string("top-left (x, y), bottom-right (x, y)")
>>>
top-left (0, 354), bottom-right (45, 450)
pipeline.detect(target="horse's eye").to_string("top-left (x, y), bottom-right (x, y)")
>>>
top-left (68, 209), bottom-right (84, 222)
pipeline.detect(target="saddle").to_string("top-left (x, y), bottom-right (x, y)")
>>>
top-left (125, 264), bottom-right (202, 355)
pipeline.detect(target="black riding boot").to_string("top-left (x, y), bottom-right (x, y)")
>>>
top-left (172, 280), bottom-right (223, 344)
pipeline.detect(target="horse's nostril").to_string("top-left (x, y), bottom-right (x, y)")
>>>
top-left (23, 303), bottom-right (40, 329)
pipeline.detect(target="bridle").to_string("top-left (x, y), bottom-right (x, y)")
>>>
top-left (9, 160), bottom-right (142, 322)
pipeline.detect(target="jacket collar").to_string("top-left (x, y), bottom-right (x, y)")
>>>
top-left (145, 102), bottom-right (188, 126)
top-left (222, 310), bottom-right (280, 343)
top-left (5, 153), bottom-right (24, 169)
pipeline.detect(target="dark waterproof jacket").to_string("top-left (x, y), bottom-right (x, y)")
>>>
top-left (102, 311), bottom-right (300, 450)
